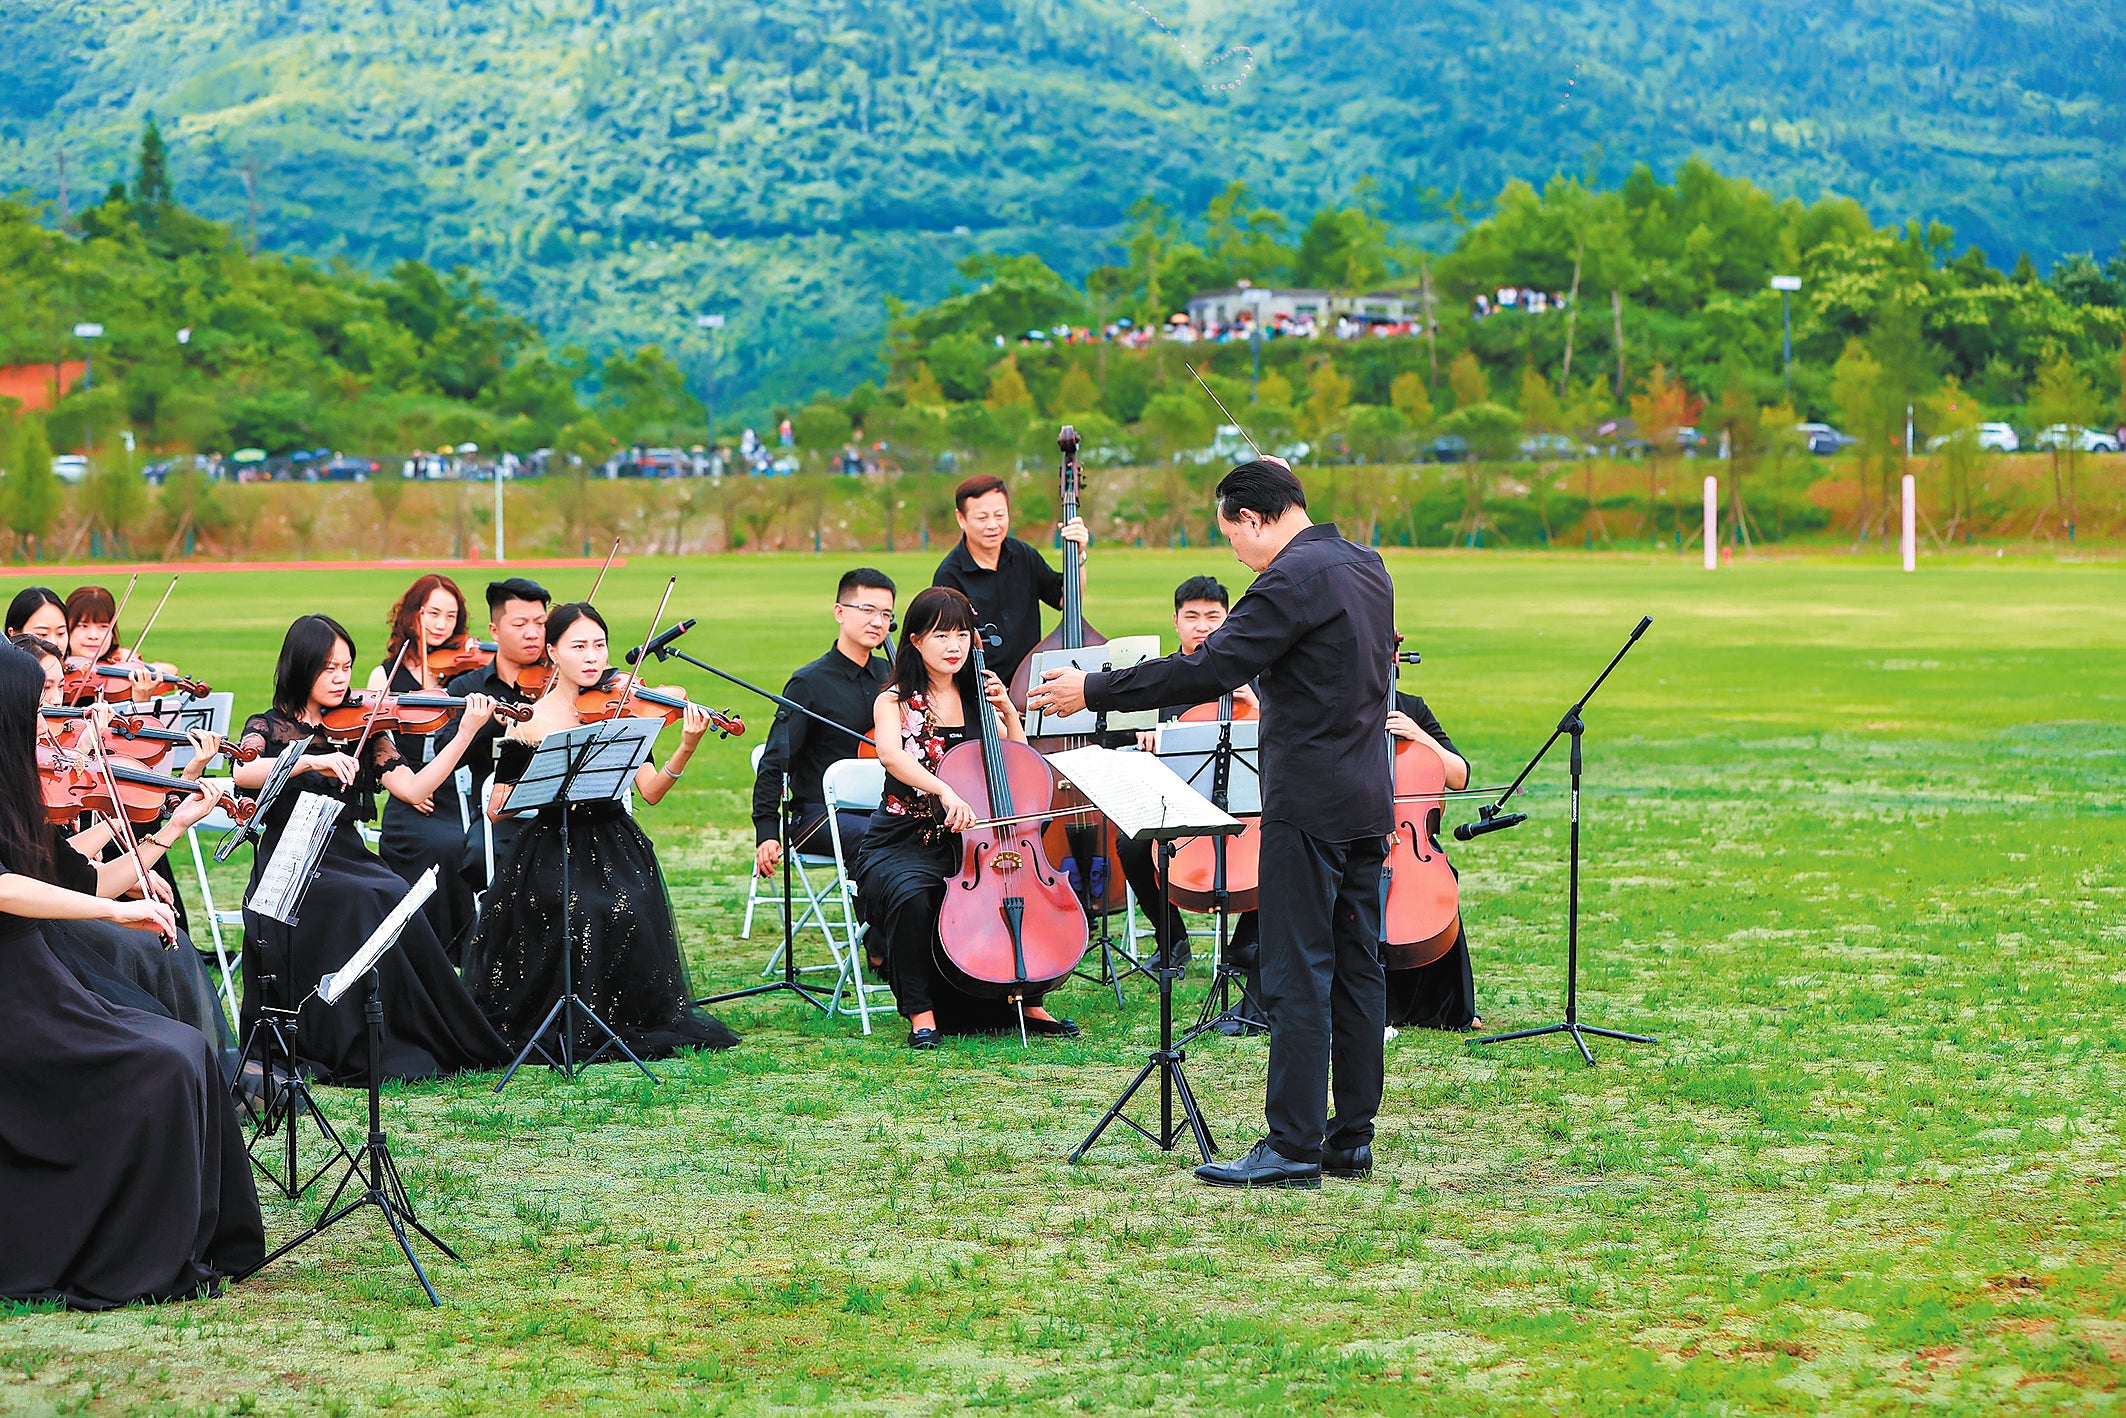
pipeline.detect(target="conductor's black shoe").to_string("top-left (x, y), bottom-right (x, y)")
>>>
top-left (907, 1027), bottom-right (941, 1050)
top-left (1321, 1143), bottom-right (1373, 1179)
top-left (1194, 1140), bottom-right (1321, 1190)
top-left (1024, 1015), bottom-right (1081, 1038)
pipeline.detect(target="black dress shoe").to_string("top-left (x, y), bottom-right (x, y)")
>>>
top-left (907, 1027), bottom-right (941, 1050)
top-left (1194, 1140), bottom-right (1321, 1190)
top-left (1024, 1015), bottom-right (1081, 1038)
top-left (1322, 1143), bottom-right (1373, 1179)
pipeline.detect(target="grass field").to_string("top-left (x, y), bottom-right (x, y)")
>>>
top-left (1, 547), bottom-right (2122, 1416)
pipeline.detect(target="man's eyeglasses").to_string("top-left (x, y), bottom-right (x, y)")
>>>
top-left (836, 603), bottom-right (895, 623)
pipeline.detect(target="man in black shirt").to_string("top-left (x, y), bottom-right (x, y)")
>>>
top-left (445, 576), bottom-right (549, 886)
top-left (930, 473), bottom-right (1088, 685)
top-left (1031, 460), bottom-right (1396, 1190)
top-left (751, 568), bottom-right (895, 876)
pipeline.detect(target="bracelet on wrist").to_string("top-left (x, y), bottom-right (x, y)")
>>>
top-left (663, 761), bottom-right (685, 780)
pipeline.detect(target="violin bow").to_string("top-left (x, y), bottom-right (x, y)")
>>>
top-left (348, 640), bottom-right (409, 772)
top-left (616, 577), bottom-right (676, 719)
top-left (1187, 363), bottom-right (1263, 461)
top-left (126, 575), bottom-right (180, 662)
top-left (585, 537), bottom-right (622, 603)
top-left (107, 573), bottom-right (141, 638)
top-left (82, 718), bottom-right (175, 947)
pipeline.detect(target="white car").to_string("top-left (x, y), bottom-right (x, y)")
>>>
top-left (1927, 421), bottom-right (2020, 454)
top-left (2033, 424), bottom-right (2120, 453)
top-left (51, 454), bottom-right (90, 484)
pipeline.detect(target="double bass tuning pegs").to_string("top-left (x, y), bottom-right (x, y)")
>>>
top-left (1057, 425), bottom-right (1080, 457)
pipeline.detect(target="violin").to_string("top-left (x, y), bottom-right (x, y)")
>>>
top-left (574, 673), bottom-right (744, 737)
top-left (1162, 691), bottom-right (1263, 913)
top-left (317, 690), bottom-right (533, 739)
top-left (40, 707), bottom-right (257, 768)
top-left (427, 636), bottom-right (497, 678)
top-left (1381, 638), bottom-right (1462, 969)
top-left (37, 741), bottom-right (256, 828)
top-left (60, 653), bottom-right (209, 705)
top-left (934, 633), bottom-right (1088, 1002)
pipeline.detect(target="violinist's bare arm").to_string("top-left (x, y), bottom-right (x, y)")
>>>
top-left (635, 705), bottom-right (710, 805)
top-left (381, 692), bottom-right (501, 809)
top-left (0, 871), bottom-right (174, 936)
top-left (1386, 711), bottom-right (1469, 791)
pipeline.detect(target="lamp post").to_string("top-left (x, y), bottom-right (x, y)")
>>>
top-left (1769, 275), bottom-right (1800, 396)
top-left (72, 322), bottom-right (102, 454)
top-left (695, 313), bottom-right (725, 451)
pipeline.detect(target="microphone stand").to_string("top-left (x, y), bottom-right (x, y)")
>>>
top-left (1464, 616), bottom-right (1656, 1066)
top-left (640, 637), bottom-right (874, 1015)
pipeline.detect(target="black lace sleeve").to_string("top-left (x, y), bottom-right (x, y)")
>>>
top-left (494, 738), bottom-right (535, 787)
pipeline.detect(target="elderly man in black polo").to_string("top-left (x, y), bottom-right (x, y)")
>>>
top-left (1030, 459), bottom-right (1397, 1190)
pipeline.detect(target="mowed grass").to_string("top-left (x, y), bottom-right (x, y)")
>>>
top-left (1, 548), bottom-right (2123, 1415)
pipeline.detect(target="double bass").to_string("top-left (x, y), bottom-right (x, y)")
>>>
top-left (1381, 639), bottom-right (1462, 968)
top-left (934, 633), bottom-right (1089, 1008)
top-left (1013, 426), bottom-right (1127, 914)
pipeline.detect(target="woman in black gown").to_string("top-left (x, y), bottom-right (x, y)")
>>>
top-left (1383, 692), bottom-right (1483, 1032)
top-left (16, 634), bottom-right (238, 1072)
top-left (366, 572), bottom-right (481, 956)
top-left (233, 614), bottom-right (511, 1085)
top-left (0, 641), bottom-right (264, 1309)
top-left (459, 602), bottom-right (738, 1061)
top-left (852, 586), bottom-right (1078, 1049)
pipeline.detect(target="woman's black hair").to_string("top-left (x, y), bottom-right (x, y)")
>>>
top-left (544, 601), bottom-right (608, 647)
top-left (0, 641), bottom-right (54, 879)
top-left (889, 586), bottom-right (979, 707)
top-left (4, 585), bottom-right (64, 636)
top-left (273, 614), bottom-right (356, 716)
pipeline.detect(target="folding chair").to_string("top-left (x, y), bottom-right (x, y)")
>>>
top-left (184, 786), bottom-right (246, 1025)
top-left (739, 745), bottom-right (846, 972)
top-left (820, 758), bottom-right (892, 1034)
top-left (151, 694), bottom-right (241, 1024)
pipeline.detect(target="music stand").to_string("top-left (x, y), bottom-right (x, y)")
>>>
top-left (1155, 718), bottom-right (1269, 1043)
top-left (492, 718), bottom-right (662, 1093)
top-left (245, 870), bottom-right (461, 1306)
top-left (1051, 746), bottom-right (1244, 1167)
top-left (216, 739), bottom-right (306, 863)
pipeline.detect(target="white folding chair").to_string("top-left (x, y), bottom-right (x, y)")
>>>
top-left (152, 695), bottom-right (241, 1024)
top-left (820, 758), bottom-right (892, 1033)
top-left (184, 784), bottom-right (246, 1025)
top-left (739, 745), bottom-right (844, 969)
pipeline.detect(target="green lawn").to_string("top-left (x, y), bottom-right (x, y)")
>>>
top-left (2, 549), bottom-right (2122, 1416)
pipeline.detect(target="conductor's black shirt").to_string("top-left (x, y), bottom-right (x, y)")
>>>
top-left (750, 644), bottom-right (890, 843)
top-left (1084, 522), bottom-right (1397, 841)
top-left (931, 536), bottom-right (1066, 684)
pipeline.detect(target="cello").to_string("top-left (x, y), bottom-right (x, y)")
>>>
top-left (1381, 638), bottom-right (1462, 969)
top-left (934, 631), bottom-right (1089, 1012)
top-left (1162, 691), bottom-right (1262, 913)
top-left (1015, 426), bottom-right (1128, 915)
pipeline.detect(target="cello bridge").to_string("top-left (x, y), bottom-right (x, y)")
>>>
top-left (991, 849), bottom-right (1024, 873)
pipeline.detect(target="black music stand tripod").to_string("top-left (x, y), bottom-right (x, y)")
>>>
top-left (1467, 615), bottom-right (1657, 1066)
top-left (493, 718), bottom-right (662, 1092)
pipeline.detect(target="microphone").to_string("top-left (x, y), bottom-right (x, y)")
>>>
top-left (1453, 808), bottom-right (1528, 843)
top-left (626, 618), bottom-right (696, 665)
top-left (1394, 651), bottom-right (1423, 665)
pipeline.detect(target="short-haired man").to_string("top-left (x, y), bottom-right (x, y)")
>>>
top-left (931, 473), bottom-right (1089, 685)
top-left (752, 568), bottom-right (897, 877)
top-left (1030, 459), bottom-right (1396, 1190)
top-left (447, 576), bottom-right (551, 895)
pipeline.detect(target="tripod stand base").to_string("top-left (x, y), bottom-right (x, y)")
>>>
top-left (493, 992), bottom-right (659, 1093)
top-left (233, 1016), bottom-right (352, 1201)
top-left (1471, 1019), bottom-right (1655, 1067)
top-left (1070, 1045), bottom-right (1216, 1164)
top-left (696, 978), bottom-right (831, 1010)
top-left (246, 1134), bottom-right (460, 1307)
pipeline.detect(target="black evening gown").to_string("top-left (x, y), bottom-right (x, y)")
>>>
top-left (1385, 926), bottom-right (1479, 1030)
top-left (0, 883), bottom-right (264, 1309)
top-left (376, 663), bottom-right (478, 960)
top-left (237, 709), bottom-right (509, 1085)
top-left (851, 722), bottom-right (1042, 1034)
top-left (459, 739), bottom-right (739, 1060)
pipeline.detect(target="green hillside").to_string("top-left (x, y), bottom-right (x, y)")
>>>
top-left (3, 0), bottom-right (2121, 411)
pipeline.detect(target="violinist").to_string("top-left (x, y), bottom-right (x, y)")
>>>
top-left (751, 568), bottom-right (895, 880)
top-left (0, 639), bottom-right (265, 1310)
top-left (458, 603), bottom-right (739, 1061)
top-left (6, 586), bottom-right (69, 652)
top-left (234, 614), bottom-right (511, 1085)
top-left (16, 633), bottom-right (238, 1070)
top-left (62, 585), bottom-right (158, 705)
top-left (853, 587), bottom-right (1079, 1049)
top-left (1384, 692), bottom-right (1482, 1033)
top-left (446, 576), bottom-right (550, 885)
top-left (1111, 575), bottom-right (1267, 1028)
top-left (368, 572), bottom-right (480, 953)
top-left (1032, 460), bottom-right (1395, 1189)
top-left (930, 474), bottom-right (1089, 685)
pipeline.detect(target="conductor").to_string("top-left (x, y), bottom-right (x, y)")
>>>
top-left (1029, 459), bottom-right (1395, 1190)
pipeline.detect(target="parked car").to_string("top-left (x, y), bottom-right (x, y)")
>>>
top-left (1518, 433), bottom-right (1588, 460)
top-left (1424, 435), bottom-right (1471, 464)
top-left (2034, 424), bottom-right (2120, 454)
top-left (1976, 421), bottom-right (2019, 452)
top-left (51, 454), bottom-right (90, 484)
top-left (1795, 422), bottom-right (1856, 456)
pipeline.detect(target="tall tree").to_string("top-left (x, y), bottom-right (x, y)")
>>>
top-left (133, 119), bottom-right (172, 207)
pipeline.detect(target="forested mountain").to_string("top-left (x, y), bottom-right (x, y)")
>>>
top-left (3, 0), bottom-right (2121, 411)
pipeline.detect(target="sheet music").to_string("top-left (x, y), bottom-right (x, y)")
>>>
top-left (320, 867), bottom-right (438, 1005)
top-left (247, 791), bottom-right (341, 924)
top-left (217, 738), bottom-right (307, 862)
top-left (1026, 637), bottom-right (1162, 736)
top-left (1046, 745), bottom-right (1242, 842)
top-left (501, 718), bottom-right (659, 813)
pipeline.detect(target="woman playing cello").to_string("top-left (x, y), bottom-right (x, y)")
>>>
top-left (852, 587), bottom-right (1080, 1049)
